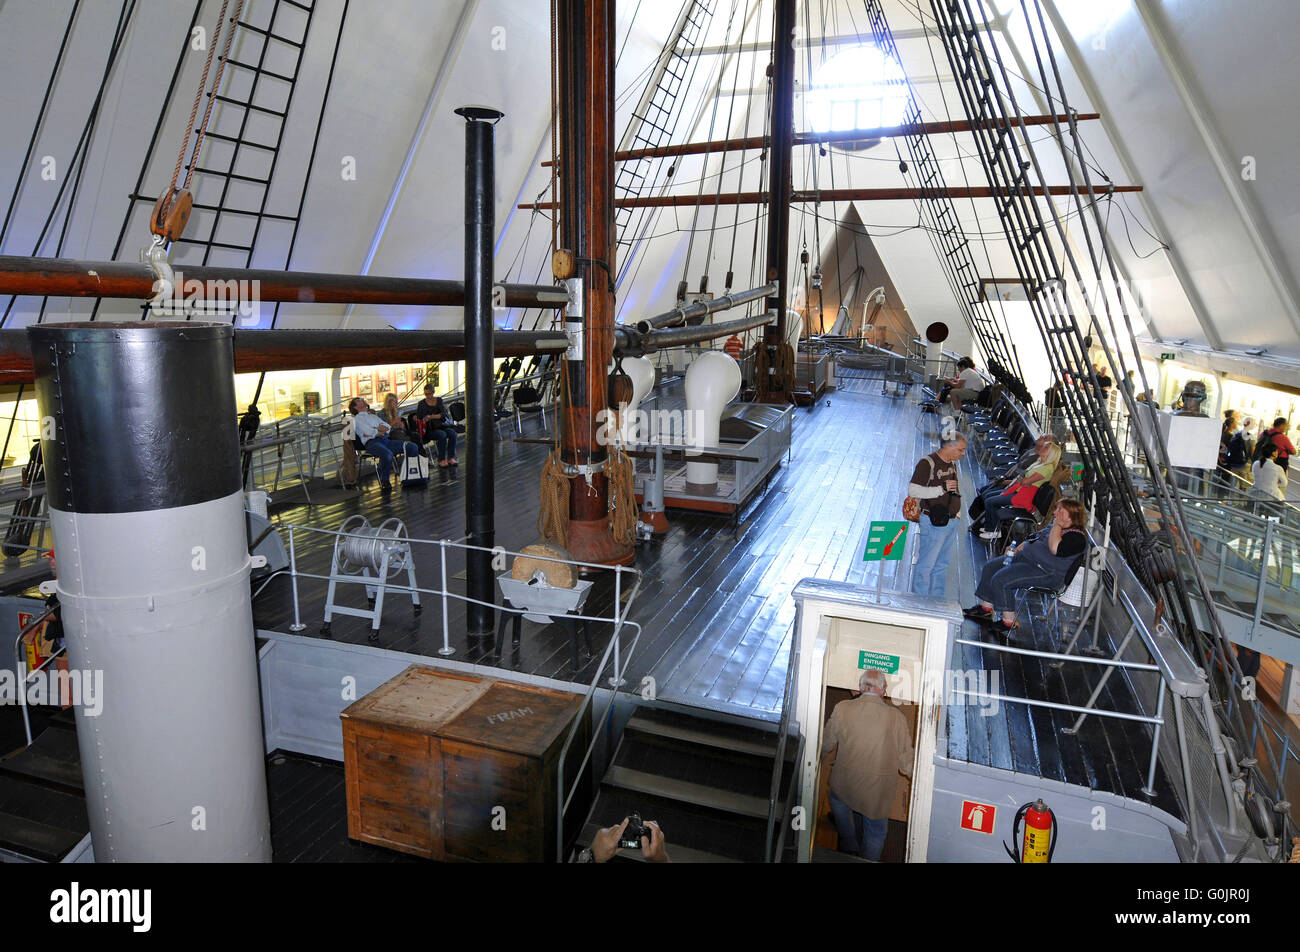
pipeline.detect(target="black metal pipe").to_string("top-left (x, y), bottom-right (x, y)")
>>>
top-left (616, 310), bottom-right (775, 356)
top-left (459, 105), bottom-right (502, 637)
top-left (634, 281), bottom-right (777, 334)
top-left (764, 0), bottom-right (797, 344)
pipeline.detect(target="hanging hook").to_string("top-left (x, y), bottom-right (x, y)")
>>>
top-left (139, 235), bottom-right (174, 311)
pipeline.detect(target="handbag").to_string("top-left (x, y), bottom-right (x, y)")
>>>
top-left (903, 496), bottom-right (921, 523)
top-left (1007, 481), bottom-right (1038, 510)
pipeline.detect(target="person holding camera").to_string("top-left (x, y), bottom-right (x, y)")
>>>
top-left (909, 435), bottom-right (966, 599)
top-left (577, 816), bottom-right (670, 863)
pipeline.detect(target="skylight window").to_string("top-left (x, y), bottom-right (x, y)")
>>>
top-left (805, 44), bottom-right (909, 135)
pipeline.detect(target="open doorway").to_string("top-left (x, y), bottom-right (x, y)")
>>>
top-left (814, 683), bottom-right (918, 862)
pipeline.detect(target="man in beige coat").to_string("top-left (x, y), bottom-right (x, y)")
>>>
top-left (821, 669), bottom-right (914, 860)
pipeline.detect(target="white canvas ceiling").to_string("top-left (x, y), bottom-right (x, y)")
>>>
top-left (1, 0), bottom-right (1298, 385)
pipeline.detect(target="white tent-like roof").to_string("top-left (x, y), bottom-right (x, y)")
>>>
top-left (1, 0), bottom-right (1298, 389)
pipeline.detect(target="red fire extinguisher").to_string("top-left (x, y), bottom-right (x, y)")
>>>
top-left (1005, 799), bottom-right (1056, 863)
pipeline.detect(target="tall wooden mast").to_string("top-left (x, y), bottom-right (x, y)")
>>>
top-left (555, 0), bottom-right (634, 566)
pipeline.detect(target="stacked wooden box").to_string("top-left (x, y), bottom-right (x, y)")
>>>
top-left (341, 666), bottom-right (587, 862)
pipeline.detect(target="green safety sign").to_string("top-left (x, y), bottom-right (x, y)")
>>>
top-left (858, 650), bottom-right (900, 674)
top-left (863, 521), bottom-right (909, 562)
top-left (1160, 352), bottom-right (1176, 360)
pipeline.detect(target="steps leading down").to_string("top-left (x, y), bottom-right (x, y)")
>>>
top-left (575, 706), bottom-right (797, 863)
top-left (0, 709), bottom-right (89, 862)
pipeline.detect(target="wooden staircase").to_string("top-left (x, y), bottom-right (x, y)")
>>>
top-left (575, 706), bottom-right (797, 863)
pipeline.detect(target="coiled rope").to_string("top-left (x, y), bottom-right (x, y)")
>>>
top-left (538, 450), bottom-right (571, 547)
top-left (606, 445), bottom-right (639, 546)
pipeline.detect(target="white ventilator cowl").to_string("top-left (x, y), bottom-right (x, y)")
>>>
top-left (684, 350), bottom-right (741, 485)
top-left (609, 356), bottom-right (656, 444)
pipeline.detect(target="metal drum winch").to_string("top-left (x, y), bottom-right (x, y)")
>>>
top-left (322, 514), bottom-right (421, 637)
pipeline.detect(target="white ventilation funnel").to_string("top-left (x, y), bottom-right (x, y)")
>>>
top-left (684, 351), bottom-right (741, 486)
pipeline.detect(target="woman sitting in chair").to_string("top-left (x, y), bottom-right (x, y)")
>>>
top-left (412, 383), bottom-right (458, 467)
top-left (977, 441), bottom-right (1062, 540)
top-left (381, 393), bottom-right (425, 454)
top-left (965, 498), bottom-right (1088, 635)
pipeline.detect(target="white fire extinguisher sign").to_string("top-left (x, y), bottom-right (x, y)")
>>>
top-left (960, 800), bottom-right (996, 834)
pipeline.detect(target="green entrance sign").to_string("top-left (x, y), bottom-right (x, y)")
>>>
top-left (858, 650), bottom-right (900, 674)
top-left (863, 521), bottom-right (909, 562)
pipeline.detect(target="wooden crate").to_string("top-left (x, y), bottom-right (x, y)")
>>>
top-left (341, 666), bottom-right (587, 862)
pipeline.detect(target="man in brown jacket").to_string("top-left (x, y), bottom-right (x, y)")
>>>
top-left (821, 669), bottom-right (914, 861)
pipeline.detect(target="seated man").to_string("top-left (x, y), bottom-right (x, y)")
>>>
top-left (349, 397), bottom-right (420, 493)
top-left (412, 383), bottom-right (459, 467)
top-left (936, 357), bottom-right (986, 412)
top-left (965, 499), bottom-right (1088, 635)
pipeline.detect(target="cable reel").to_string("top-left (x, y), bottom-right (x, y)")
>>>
top-left (335, 514), bottom-right (411, 579)
top-left (322, 515), bottom-right (420, 639)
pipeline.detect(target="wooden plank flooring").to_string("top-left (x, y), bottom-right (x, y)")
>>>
top-left (254, 378), bottom-right (963, 720)
top-left (254, 374), bottom-right (1181, 823)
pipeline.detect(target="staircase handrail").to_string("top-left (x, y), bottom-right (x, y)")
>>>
top-left (555, 570), bottom-right (645, 861)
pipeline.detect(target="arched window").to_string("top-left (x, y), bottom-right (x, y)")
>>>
top-left (804, 44), bottom-right (908, 135)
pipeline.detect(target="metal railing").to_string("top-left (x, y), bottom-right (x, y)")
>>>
top-left (971, 397), bottom-right (1296, 855)
top-left (555, 571), bottom-right (645, 862)
top-left (11, 602), bottom-right (62, 748)
top-left (0, 511), bottom-right (52, 563)
top-left (1142, 496), bottom-right (1300, 642)
top-left (247, 369), bottom-right (560, 490)
top-left (764, 619), bottom-right (802, 863)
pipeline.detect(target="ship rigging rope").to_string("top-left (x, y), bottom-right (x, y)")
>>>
top-left (538, 450), bottom-right (571, 547)
top-left (0, 0), bottom-right (85, 251)
top-left (606, 444), bottom-right (639, 546)
top-left (680, 0), bottom-right (742, 291)
top-left (165, 0), bottom-right (246, 207)
top-left (0, 0), bottom-right (137, 332)
top-left (726, 7), bottom-right (764, 296)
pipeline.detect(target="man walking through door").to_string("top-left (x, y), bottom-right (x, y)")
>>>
top-left (820, 669), bottom-right (914, 861)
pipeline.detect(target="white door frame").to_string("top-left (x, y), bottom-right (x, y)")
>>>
top-left (792, 587), bottom-right (954, 862)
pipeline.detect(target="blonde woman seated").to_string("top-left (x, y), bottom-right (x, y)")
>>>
top-left (977, 440), bottom-right (1062, 540)
top-left (964, 499), bottom-right (1088, 635)
top-left (381, 393), bottom-right (424, 453)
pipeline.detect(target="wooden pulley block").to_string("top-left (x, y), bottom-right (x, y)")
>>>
top-left (608, 369), bottom-right (633, 409)
top-left (552, 249), bottom-right (576, 280)
top-left (512, 542), bottom-right (576, 588)
top-left (150, 188), bottom-right (194, 243)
